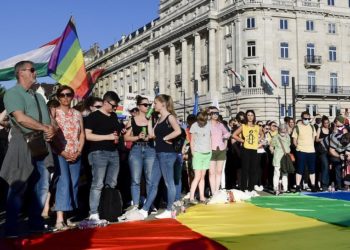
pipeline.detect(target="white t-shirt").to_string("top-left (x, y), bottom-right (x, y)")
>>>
top-left (190, 122), bottom-right (211, 153)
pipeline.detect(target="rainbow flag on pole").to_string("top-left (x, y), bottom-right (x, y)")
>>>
top-left (48, 17), bottom-right (88, 97)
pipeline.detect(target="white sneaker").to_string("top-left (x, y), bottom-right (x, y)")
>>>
top-left (139, 209), bottom-right (148, 219)
top-left (258, 185), bottom-right (264, 191)
top-left (89, 213), bottom-right (100, 221)
top-left (155, 210), bottom-right (172, 219)
top-left (254, 185), bottom-right (260, 191)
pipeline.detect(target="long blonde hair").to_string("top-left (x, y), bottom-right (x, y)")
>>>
top-left (155, 94), bottom-right (176, 117)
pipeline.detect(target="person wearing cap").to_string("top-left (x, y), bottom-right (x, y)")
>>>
top-left (328, 115), bottom-right (348, 190)
top-left (85, 91), bottom-right (123, 222)
top-left (292, 111), bottom-right (317, 192)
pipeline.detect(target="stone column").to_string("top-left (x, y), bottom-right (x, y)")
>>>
top-left (208, 25), bottom-right (217, 99)
top-left (194, 32), bottom-right (201, 94)
top-left (159, 49), bottom-right (165, 94)
top-left (181, 38), bottom-right (188, 99)
top-left (149, 53), bottom-right (154, 95)
top-left (169, 44), bottom-right (176, 98)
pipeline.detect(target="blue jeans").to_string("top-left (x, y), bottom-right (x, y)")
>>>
top-left (5, 158), bottom-right (49, 235)
top-left (143, 152), bottom-right (177, 211)
top-left (128, 145), bottom-right (155, 206)
top-left (174, 153), bottom-right (183, 201)
top-left (88, 150), bottom-right (120, 214)
top-left (54, 156), bottom-right (81, 211)
top-left (319, 153), bottom-right (330, 189)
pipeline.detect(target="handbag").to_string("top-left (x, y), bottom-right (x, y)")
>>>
top-left (278, 137), bottom-right (295, 174)
top-left (15, 93), bottom-right (49, 158)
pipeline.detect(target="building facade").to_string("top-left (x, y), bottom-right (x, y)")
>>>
top-left (85, 0), bottom-right (350, 121)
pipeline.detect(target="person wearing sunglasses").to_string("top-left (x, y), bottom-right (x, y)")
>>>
top-left (1, 60), bottom-right (56, 237)
top-left (124, 95), bottom-right (156, 212)
top-left (85, 91), bottom-right (123, 222)
top-left (207, 106), bottom-right (231, 195)
top-left (292, 111), bottom-right (317, 192)
top-left (51, 85), bottom-right (85, 230)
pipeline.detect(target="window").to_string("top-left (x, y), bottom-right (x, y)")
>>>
top-left (328, 23), bottom-right (336, 34)
top-left (246, 17), bottom-right (256, 29)
top-left (287, 104), bottom-right (293, 117)
top-left (306, 104), bottom-right (318, 116)
top-left (226, 74), bottom-right (233, 89)
top-left (308, 71), bottom-right (316, 92)
top-left (281, 70), bottom-right (290, 86)
top-left (247, 41), bottom-right (256, 57)
top-left (306, 43), bottom-right (315, 63)
top-left (225, 25), bottom-right (231, 36)
top-left (330, 73), bottom-right (338, 93)
top-left (248, 70), bottom-right (257, 88)
top-left (306, 20), bottom-right (314, 31)
top-left (329, 105), bottom-right (341, 117)
top-left (280, 19), bottom-right (288, 30)
top-left (280, 42), bottom-right (289, 58)
top-left (280, 104), bottom-right (293, 117)
top-left (226, 46), bottom-right (232, 63)
top-left (128, 85), bottom-right (132, 93)
top-left (328, 0), bottom-right (335, 6)
top-left (329, 46), bottom-right (337, 61)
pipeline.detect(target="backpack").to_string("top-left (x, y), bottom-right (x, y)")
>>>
top-left (295, 124), bottom-right (315, 136)
top-left (98, 186), bottom-right (123, 222)
top-left (166, 115), bottom-right (187, 153)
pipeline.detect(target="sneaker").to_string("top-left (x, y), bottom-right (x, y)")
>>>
top-left (311, 185), bottom-right (317, 193)
top-left (139, 209), bottom-right (148, 219)
top-left (258, 185), bottom-right (264, 191)
top-left (254, 185), bottom-right (260, 191)
top-left (274, 190), bottom-right (280, 196)
top-left (155, 210), bottom-right (172, 219)
top-left (89, 213), bottom-right (100, 221)
top-left (295, 185), bottom-right (301, 193)
top-left (150, 207), bottom-right (158, 215)
top-left (173, 200), bottom-right (182, 207)
top-left (189, 199), bottom-right (198, 205)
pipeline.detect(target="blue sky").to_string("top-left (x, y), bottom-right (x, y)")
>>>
top-left (0, 0), bottom-right (159, 87)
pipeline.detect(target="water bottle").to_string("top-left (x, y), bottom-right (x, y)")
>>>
top-left (141, 126), bottom-right (147, 136)
top-left (145, 103), bottom-right (155, 120)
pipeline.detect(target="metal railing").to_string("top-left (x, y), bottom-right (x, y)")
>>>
top-left (201, 65), bottom-right (209, 75)
top-left (304, 55), bottom-right (322, 66)
top-left (296, 85), bottom-right (350, 96)
top-left (301, 0), bottom-right (320, 8)
top-left (271, 0), bottom-right (294, 6)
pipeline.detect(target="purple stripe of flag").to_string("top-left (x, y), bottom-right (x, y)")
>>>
top-left (57, 28), bottom-right (76, 64)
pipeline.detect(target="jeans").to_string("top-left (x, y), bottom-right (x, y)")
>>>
top-left (329, 157), bottom-right (343, 189)
top-left (88, 150), bottom-right (120, 214)
top-left (174, 153), bottom-right (183, 201)
top-left (241, 148), bottom-right (258, 191)
top-left (143, 152), bottom-right (177, 211)
top-left (128, 145), bottom-right (155, 206)
top-left (54, 156), bottom-right (81, 211)
top-left (319, 153), bottom-right (329, 189)
top-left (5, 158), bottom-right (49, 235)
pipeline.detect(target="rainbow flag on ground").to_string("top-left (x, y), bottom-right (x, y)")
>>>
top-left (48, 17), bottom-right (88, 97)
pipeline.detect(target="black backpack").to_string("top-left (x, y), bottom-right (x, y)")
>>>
top-left (98, 186), bottom-right (123, 222)
top-left (165, 115), bottom-right (187, 153)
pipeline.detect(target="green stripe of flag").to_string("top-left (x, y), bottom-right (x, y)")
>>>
top-left (0, 62), bottom-right (49, 81)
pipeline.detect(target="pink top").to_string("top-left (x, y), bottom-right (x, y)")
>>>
top-left (211, 121), bottom-right (231, 150)
top-left (55, 108), bottom-right (82, 154)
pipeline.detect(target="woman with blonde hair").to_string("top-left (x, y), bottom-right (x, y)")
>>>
top-left (139, 94), bottom-right (181, 219)
top-left (188, 110), bottom-right (212, 204)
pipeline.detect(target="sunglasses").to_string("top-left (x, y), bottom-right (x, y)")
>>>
top-left (130, 108), bottom-right (138, 112)
top-left (58, 92), bottom-right (74, 98)
top-left (210, 112), bottom-right (219, 116)
top-left (93, 105), bottom-right (102, 109)
top-left (22, 68), bottom-right (36, 73)
top-left (107, 100), bottom-right (118, 109)
top-left (303, 118), bottom-right (311, 121)
top-left (139, 103), bottom-right (151, 108)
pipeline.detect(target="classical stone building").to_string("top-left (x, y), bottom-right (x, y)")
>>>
top-left (85, 0), bottom-right (350, 121)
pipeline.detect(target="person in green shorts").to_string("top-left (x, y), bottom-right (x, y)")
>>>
top-left (189, 110), bottom-right (212, 204)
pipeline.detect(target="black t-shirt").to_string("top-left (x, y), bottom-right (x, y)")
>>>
top-left (85, 110), bottom-right (123, 152)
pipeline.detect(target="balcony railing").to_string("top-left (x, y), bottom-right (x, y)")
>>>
top-left (296, 85), bottom-right (350, 96)
top-left (175, 50), bottom-right (181, 60)
top-left (271, 0), bottom-right (294, 6)
top-left (304, 55), bottom-right (322, 68)
top-left (301, 0), bottom-right (320, 8)
top-left (241, 87), bottom-right (265, 96)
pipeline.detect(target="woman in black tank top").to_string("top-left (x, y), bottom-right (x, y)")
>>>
top-left (315, 116), bottom-right (330, 190)
top-left (124, 96), bottom-right (156, 209)
top-left (139, 94), bottom-right (181, 219)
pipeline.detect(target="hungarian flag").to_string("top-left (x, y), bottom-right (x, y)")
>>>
top-left (0, 38), bottom-right (59, 81)
top-left (261, 66), bottom-right (277, 89)
top-left (227, 68), bottom-right (245, 86)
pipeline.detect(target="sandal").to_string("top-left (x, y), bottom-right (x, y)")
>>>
top-left (55, 222), bottom-right (69, 231)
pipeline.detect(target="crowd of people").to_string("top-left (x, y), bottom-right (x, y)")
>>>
top-left (0, 60), bottom-right (350, 238)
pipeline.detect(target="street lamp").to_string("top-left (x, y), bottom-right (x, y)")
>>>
top-left (175, 81), bottom-right (185, 121)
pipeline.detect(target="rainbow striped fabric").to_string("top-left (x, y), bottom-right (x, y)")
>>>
top-left (48, 17), bottom-right (88, 97)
